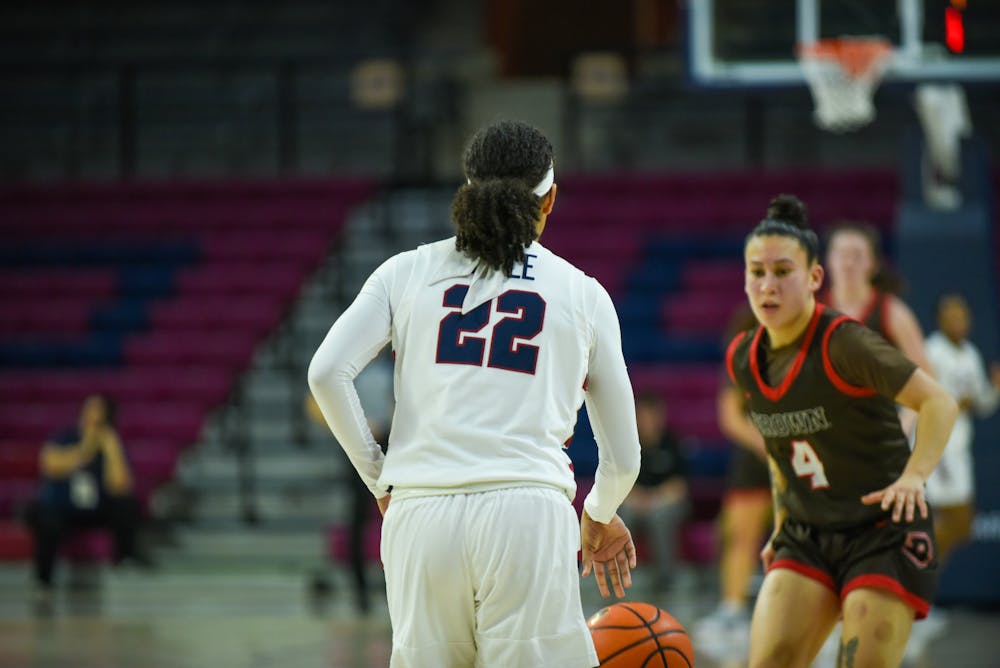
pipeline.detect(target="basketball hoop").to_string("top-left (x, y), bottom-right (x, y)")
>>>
top-left (798, 38), bottom-right (894, 133)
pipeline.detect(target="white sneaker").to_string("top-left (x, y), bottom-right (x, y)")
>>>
top-left (904, 610), bottom-right (948, 663)
top-left (904, 624), bottom-right (931, 663)
top-left (692, 606), bottom-right (751, 659)
top-left (920, 608), bottom-right (949, 639)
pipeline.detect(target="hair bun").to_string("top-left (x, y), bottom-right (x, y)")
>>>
top-left (766, 194), bottom-right (809, 229)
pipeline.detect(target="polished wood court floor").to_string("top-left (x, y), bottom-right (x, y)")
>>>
top-left (0, 562), bottom-right (995, 667)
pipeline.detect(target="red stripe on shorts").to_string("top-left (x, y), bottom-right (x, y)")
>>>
top-left (840, 574), bottom-right (931, 619)
top-left (768, 558), bottom-right (837, 593)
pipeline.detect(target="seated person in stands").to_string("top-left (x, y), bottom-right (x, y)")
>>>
top-left (617, 391), bottom-right (690, 593)
top-left (23, 394), bottom-right (152, 591)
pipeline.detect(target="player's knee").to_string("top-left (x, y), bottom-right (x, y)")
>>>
top-left (749, 640), bottom-right (797, 668)
top-left (838, 626), bottom-right (902, 667)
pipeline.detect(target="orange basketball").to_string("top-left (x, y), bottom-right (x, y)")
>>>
top-left (587, 602), bottom-right (695, 667)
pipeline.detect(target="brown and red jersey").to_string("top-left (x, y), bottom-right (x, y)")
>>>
top-left (726, 303), bottom-right (917, 529)
top-left (819, 288), bottom-right (894, 343)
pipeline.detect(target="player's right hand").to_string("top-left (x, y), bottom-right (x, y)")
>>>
top-left (760, 536), bottom-right (777, 570)
top-left (581, 511), bottom-right (636, 599)
top-left (861, 470), bottom-right (928, 523)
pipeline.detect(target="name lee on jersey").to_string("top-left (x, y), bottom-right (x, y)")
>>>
top-left (510, 254), bottom-right (537, 280)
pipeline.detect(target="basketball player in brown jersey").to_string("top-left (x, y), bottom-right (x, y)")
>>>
top-left (822, 222), bottom-right (932, 510)
top-left (727, 195), bottom-right (958, 668)
top-left (822, 221), bottom-right (933, 374)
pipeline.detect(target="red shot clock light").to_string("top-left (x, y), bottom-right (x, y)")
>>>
top-left (945, 3), bottom-right (965, 54)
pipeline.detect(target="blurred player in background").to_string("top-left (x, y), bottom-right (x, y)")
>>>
top-left (924, 294), bottom-right (1000, 567)
top-left (728, 195), bottom-right (957, 668)
top-left (822, 221), bottom-right (933, 373)
top-left (618, 391), bottom-right (688, 595)
top-left (308, 120), bottom-right (641, 668)
top-left (694, 305), bottom-right (771, 647)
top-left (23, 395), bottom-right (152, 595)
top-left (821, 221), bottom-right (934, 444)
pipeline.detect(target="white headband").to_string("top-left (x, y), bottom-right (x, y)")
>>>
top-left (531, 163), bottom-right (555, 196)
top-left (466, 162), bottom-right (555, 197)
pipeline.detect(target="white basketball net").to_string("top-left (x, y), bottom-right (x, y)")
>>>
top-left (800, 39), bottom-right (894, 133)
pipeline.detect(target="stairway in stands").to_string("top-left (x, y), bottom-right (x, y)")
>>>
top-left (165, 187), bottom-right (455, 575)
top-left (0, 179), bottom-right (372, 563)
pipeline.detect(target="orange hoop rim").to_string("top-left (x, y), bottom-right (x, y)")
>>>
top-left (798, 37), bottom-right (894, 78)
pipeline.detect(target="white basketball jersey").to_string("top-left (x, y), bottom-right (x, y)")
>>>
top-left (384, 238), bottom-right (602, 492)
top-left (925, 331), bottom-right (1000, 454)
top-left (310, 237), bottom-right (640, 523)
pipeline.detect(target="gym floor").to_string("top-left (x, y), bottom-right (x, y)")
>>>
top-left (0, 562), bottom-right (995, 667)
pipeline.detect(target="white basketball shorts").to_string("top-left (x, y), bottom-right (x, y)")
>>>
top-left (381, 486), bottom-right (599, 668)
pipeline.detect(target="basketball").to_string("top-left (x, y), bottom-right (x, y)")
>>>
top-left (587, 602), bottom-right (695, 667)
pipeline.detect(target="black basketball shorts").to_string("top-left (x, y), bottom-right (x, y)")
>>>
top-left (769, 514), bottom-right (938, 618)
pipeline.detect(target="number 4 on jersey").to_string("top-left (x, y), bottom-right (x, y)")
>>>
top-left (790, 440), bottom-right (830, 490)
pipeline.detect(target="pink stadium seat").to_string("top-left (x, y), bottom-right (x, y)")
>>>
top-left (148, 296), bottom-right (285, 334)
top-left (0, 480), bottom-right (36, 517)
top-left (0, 270), bottom-right (118, 300)
top-left (680, 259), bottom-right (745, 292)
top-left (570, 258), bottom-right (628, 297)
top-left (0, 369), bottom-right (232, 407)
top-left (0, 521), bottom-right (33, 560)
top-left (0, 300), bottom-right (98, 336)
top-left (0, 399), bottom-right (207, 446)
top-left (544, 226), bottom-right (640, 261)
top-left (124, 331), bottom-right (258, 369)
top-left (174, 262), bottom-right (306, 295)
top-left (199, 231), bottom-right (330, 262)
top-left (662, 292), bottom-right (745, 336)
top-left (116, 404), bottom-right (206, 444)
top-left (0, 444), bottom-right (40, 479)
top-left (665, 401), bottom-right (720, 441)
top-left (0, 405), bottom-right (79, 441)
top-left (629, 364), bottom-right (720, 401)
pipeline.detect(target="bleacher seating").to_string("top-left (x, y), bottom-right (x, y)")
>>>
top-left (0, 178), bottom-right (373, 561)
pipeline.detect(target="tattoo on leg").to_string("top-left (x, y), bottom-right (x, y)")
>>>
top-left (837, 637), bottom-right (859, 668)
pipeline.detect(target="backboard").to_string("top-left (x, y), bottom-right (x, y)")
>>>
top-left (686, 0), bottom-right (1000, 87)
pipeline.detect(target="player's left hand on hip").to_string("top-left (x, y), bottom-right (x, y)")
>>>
top-left (860, 471), bottom-right (927, 523)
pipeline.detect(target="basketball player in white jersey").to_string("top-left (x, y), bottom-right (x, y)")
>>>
top-left (309, 120), bottom-right (642, 668)
top-left (924, 294), bottom-right (1000, 563)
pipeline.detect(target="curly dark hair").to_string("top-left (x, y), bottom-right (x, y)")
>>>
top-left (451, 120), bottom-right (554, 275)
top-left (745, 193), bottom-right (820, 264)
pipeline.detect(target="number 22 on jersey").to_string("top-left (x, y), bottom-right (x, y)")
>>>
top-left (790, 439), bottom-right (830, 490)
top-left (436, 284), bottom-right (546, 375)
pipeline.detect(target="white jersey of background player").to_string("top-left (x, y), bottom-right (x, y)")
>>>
top-left (923, 294), bottom-right (1000, 569)
top-left (309, 120), bottom-right (640, 668)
